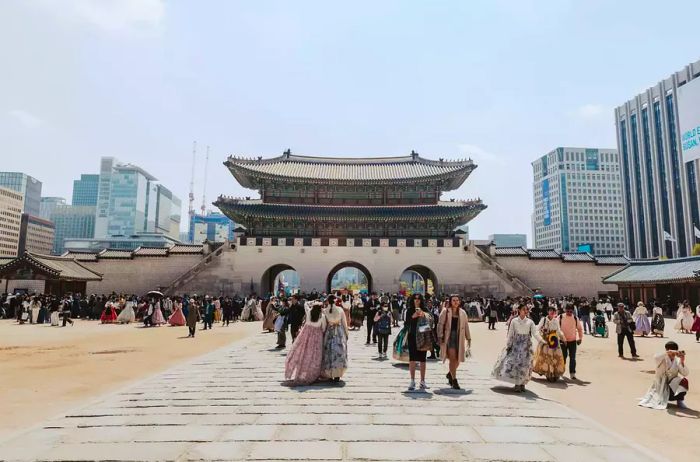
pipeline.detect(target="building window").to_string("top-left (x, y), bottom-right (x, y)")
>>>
top-left (653, 101), bottom-right (672, 257)
top-left (666, 94), bottom-right (687, 257)
top-left (619, 119), bottom-right (636, 258)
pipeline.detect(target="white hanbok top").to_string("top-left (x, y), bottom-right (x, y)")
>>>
top-left (639, 353), bottom-right (689, 409)
top-left (507, 316), bottom-right (543, 346)
top-left (537, 316), bottom-right (565, 340)
top-left (633, 305), bottom-right (648, 319)
top-left (304, 304), bottom-right (327, 330)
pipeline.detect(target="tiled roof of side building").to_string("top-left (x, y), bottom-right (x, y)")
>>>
top-left (225, 152), bottom-right (476, 189)
top-left (0, 253), bottom-right (102, 281)
top-left (595, 255), bottom-right (630, 265)
top-left (526, 249), bottom-right (561, 259)
top-left (133, 247), bottom-right (169, 257)
top-left (603, 255), bottom-right (700, 284)
top-left (169, 244), bottom-right (205, 254)
top-left (61, 251), bottom-right (99, 262)
top-left (494, 246), bottom-right (528, 256)
top-left (98, 249), bottom-right (134, 259)
top-left (560, 252), bottom-right (595, 262)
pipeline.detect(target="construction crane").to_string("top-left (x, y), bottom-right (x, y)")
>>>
top-left (201, 145), bottom-right (210, 216)
top-left (188, 141), bottom-right (197, 221)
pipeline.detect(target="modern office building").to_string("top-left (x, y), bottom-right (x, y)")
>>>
top-left (489, 234), bottom-right (527, 248)
top-left (94, 158), bottom-right (181, 241)
top-left (39, 197), bottom-right (66, 220)
top-left (0, 187), bottom-right (23, 257)
top-left (18, 214), bottom-right (55, 255)
top-left (72, 174), bottom-right (99, 206)
top-left (64, 232), bottom-right (181, 252)
top-left (614, 58), bottom-right (700, 258)
top-left (189, 212), bottom-right (235, 244)
top-left (51, 205), bottom-right (96, 254)
top-left (0, 172), bottom-right (42, 216)
top-left (532, 147), bottom-right (626, 256)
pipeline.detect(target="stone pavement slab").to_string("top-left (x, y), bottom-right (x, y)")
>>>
top-left (0, 324), bottom-right (667, 461)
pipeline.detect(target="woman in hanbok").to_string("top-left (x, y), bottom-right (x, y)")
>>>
top-left (321, 296), bottom-right (349, 382)
top-left (651, 304), bottom-right (665, 337)
top-left (151, 299), bottom-right (166, 326)
top-left (350, 295), bottom-right (364, 330)
top-left (285, 302), bottom-right (326, 385)
top-left (29, 297), bottom-right (41, 324)
top-left (639, 341), bottom-right (689, 410)
top-left (674, 302), bottom-right (694, 333)
top-left (492, 303), bottom-right (544, 392)
top-left (117, 297), bottom-right (136, 324)
top-left (254, 299), bottom-right (264, 321)
top-left (692, 305), bottom-right (700, 342)
top-left (532, 306), bottom-right (566, 382)
top-left (340, 294), bottom-right (352, 326)
top-left (213, 297), bottom-right (222, 323)
top-left (100, 300), bottom-right (117, 324)
top-left (50, 306), bottom-right (60, 326)
top-left (633, 302), bottom-right (651, 336)
top-left (169, 297), bottom-right (186, 326)
top-left (262, 297), bottom-right (279, 332)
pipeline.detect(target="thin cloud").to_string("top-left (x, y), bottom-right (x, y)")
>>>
top-left (457, 144), bottom-right (507, 166)
top-left (8, 110), bottom-right (43, 129)
top-left (35, 0), bottom-right (165, 34)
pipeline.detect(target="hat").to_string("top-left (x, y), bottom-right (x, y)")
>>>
top-left (637, 301), bottom-right (644, 307)
top-left (617, 302), bottom-right (625, 307)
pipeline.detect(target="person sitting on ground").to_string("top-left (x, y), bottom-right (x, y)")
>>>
top-left (639, 341), bottom-right (690, 410)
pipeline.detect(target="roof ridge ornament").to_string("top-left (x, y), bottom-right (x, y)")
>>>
top-left (411, 150), bottom-right (418, 160)
top-left (283, 149), bottom-right (291, 158)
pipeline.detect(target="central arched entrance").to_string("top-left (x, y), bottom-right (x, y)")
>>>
top-left (327, 261), bottom-right (372, 295)
top-left (261, 264), bottom-right (300, 296)
top-left (398, 265), bottom-right (437, 296)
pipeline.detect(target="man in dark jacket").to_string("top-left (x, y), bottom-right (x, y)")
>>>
top-left (287, 295), bottom-right (305, 342)
top-left (365, 292), bottom-right (380, 344)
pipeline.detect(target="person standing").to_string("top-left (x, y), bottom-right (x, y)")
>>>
top-left (285, 301), bottom-right (326, 385)
top-left (167, 297), bottom-right (185, 326)
top-left (578, 299), bottom-right (591, 335)
top-left (437, 294), bottom-right (472, 390)
top-left (406, 293), bottom-right (429, 390)
top-left (186, 298), bottom-right (200, 337)
top-left (492, 304), bottom-right (543, 392)
top-left (633, 302), bottom-right (651, 336)
top-left (533, 306), bottom-right (566, 382)
top-left (287, 295), bottom-right (305, 342)
top-left (222, 297), bottom-right (233, 326)
top-left (560, 305), bottom-right (583, 380)
top-left (364, 292), bottom-right (379, 345)
top-left (373, 301), bottom-right (393, 359)
top-left (692, 305), bottom-right (700, 342)
top-left (613, 303), bottom-right (639, 358)
top-left (639, 341), bottom-right (690, 409)
top-left (275, 299), bottom-right (290, 349)
top-left (651, 303), bottom-right (665, 338)
top-left (203, 297), bottom-right (214, 330)
top-left (321, 296), bottom-right (349, 383)
top-left (487, 300), bottom-right (498, 330)
top-left (61, 296), bottom-right (74, 327)
top-left (263, 297), bottom-right (278, 332)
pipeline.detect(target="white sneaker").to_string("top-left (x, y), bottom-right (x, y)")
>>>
top-left (571, 374), bottom-right (576, 380)
top-left (408, 380), bottom-right (415, 391)
top-left (420, 380), bottom-right (429, 390)
top-left (677, 401), bottom-right (688, 409)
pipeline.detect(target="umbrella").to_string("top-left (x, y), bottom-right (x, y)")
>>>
top-left (147, 290), bottom-right (164, 298)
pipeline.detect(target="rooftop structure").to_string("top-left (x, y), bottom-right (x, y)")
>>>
top-left (216, 150), bottom-right (485, 238)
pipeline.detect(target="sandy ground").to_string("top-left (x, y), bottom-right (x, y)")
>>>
top-left (0, 319), bottom-right (261, 439)
top-left (468, 319), bottom-right (698, 462)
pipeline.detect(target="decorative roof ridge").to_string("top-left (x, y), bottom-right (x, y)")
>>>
top-left (226, 150), bottom-right (474, 166)
top-left (215, 196), bottom-right (484, 208)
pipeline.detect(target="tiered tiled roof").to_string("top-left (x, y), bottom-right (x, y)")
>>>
top-left (0, 252), bottom-right (102, 281)
top-left (603, 256), bottom-right (700, 284)
top-left (215, 198), bottom-right (486, 222)
top-left (225, 151), bottom-right (476, 189)
top-left (133, 246), bottom-right (169, 257)
top-left (494, 247), bottom-right (629, 266)
top-left (169, 244), bottom-right (205, 255)
top-left (60, 251), bottom-right (99, 262)
top-left (98, 249), bottom-right (135, 259)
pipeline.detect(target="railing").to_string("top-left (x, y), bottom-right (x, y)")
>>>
top-left (472, 246), bottom-right (533, 295)
top-left (161, 246), bottom-right (227, 295)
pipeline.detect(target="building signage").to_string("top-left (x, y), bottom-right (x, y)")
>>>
top-left (542, 178), bottom-right (551, 226)
top-left (678, 76), bottom-right (700, 162)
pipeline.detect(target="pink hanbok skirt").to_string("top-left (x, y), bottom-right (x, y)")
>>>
top-left (169, 309), bottom-right (186, 326)
top-left (284, 323), bottom-right (324, 385)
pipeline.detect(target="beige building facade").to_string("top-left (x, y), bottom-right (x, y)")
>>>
top-left (0, 187), bottom-right (23, 257)
top-left (19, 214), bottom-right (55, 255)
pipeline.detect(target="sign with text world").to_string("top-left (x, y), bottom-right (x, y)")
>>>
top-left (678, 76), bottom-right (700, 162)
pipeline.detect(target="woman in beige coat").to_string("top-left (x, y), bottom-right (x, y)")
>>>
top-left (437, 295), bottom-right (472, 390)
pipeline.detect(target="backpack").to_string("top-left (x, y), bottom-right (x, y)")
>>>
top-left (375, 312), bottom-right (391, 334)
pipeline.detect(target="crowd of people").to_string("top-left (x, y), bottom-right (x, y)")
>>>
top-left (2, 289), bottom-right (695, 409)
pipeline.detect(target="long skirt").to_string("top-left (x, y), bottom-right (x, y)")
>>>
top-left (168, 308), bottom-right (186, 326)
top-left (651, 314), bottom-right (665, 335)
top-left (635, 315), bottom-right (651, 335)
top-left (532, 332), bottom-right (565, 381)
top-left (117, 305), bottom-right (135, 324)
top-left (262, 309), bottom-right (277, 331)
top-left (285, 324), bottom-right (324, 385)
top-left (100, 307), bottom-right (117, 324)
top-left (692, 316), bottom-right (700, 333)
top-left (350, 307), bottom-right (364, 328)
top-left (50, 311), bottom-right (60, 326)
top-left (492, 333), bottom-right (533, 386)
top-left (322, 324), bottom-right (348, 379)
top-left (152, 307), bottom-right (166, 325)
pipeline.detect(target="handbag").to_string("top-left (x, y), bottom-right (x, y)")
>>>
top-left (415, 314), bottom-right (433, 351)
top-left (392, 326), bottom-right (410, 362)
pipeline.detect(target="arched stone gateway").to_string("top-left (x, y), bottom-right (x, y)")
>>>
top-left (326, 261), bottom-right (372, 294)
top-left (260, 264), bottom-right (299, 296)
top-left (399, 265), bottom-right (438, 295)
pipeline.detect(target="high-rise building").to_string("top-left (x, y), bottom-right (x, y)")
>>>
top-left (614, 58), bottom-right (700, 258)
top-left (189, 212), bottom-right (235, 244)
top-left (39, 197), bottom-right (66, 220)
top-left (0, 172), bottom-right (42, 216)
top-left (0, 187), bottom-right (23, 257)
top-left (489, 234), bottom-right (527, 248)
top-left (155, 185), bottom-right (182, 240)
top-left (51, 205), bottom-right (96, 254)
top-left (72, 174), bottom-right (99, 206)
top-left (532, 147), bottom-right (626, 256)
top-left (18, 214), bottom-right (55, 255)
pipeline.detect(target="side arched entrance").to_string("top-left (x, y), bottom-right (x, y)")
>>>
top-left (326, 261), bottom-right (373, 294)
top-left (399, 265), bottom-right (438, 296)
top-left (260, 264), bottom-right (300, 296)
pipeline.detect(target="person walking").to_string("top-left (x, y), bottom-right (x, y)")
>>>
top-left (321, 296), bottom-right (349, 383)
top-left (287, 295), bottom-right (305, 342)
top-left (186, 298), bottom-right (200, 337)
top-left (61, 297), bottom-right (74, 327)
top-left (374, 300), bottom-right (393, 359)
top-left (492, 303), bottom-right (543, 392)
top-left (222, 297), bottom-right (233, 326)
top-left (487, 300), bottom-right (498, 330)
top-left (275, 299), bottom-right (290, 349)
top-left (613, 303), bottom-right (639, 358)
top-left (203, 297), bottom-right (214, 330)
top-left (437, 294), bottom-right (472, 390)
top-left (651, 303), bottom-right (665, 337)
top-left (560, 304), bottom-right (583, 380)
top-left (285, 301), bottom-right (326, 385)
top-left (364, 292), bottom-right (379, 344)
top-left (533, 306), bottom-right (566, 382)
top-left (633, 302), bottom-right (651, 336)
top-left (406, 293), bottom-right (429, 390)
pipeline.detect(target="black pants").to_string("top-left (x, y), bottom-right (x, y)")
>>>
top-left (143, 315), bottom-right (153, 327)
top-left (617, 331), bottom-right (637, 356)
top-left (291, 324), bottom-right (301, 342)
top-left (223, 314), bottom-right (231, 326)
top-left (561, 341), bottom-right (577, 374)
top-left (277, 329), bottom-right (286, 347)
top-left (204, 320), bottom-right (212, 330)
top-left (366, 320), bottom-right (376, 343)
top-left (188, 326), bottom-right (196, 337)
top-left (488, 317), bottom-right (496, 330)
top-left (62, 313), bottom-right (73, 326)
top-left (377, 333), bottom-right (389, 354)
top-left (696, 330), bottom-right (700, 342)
top-left (669, 386), bottom-right (687, 402)
top-left (606, 311), bottom-right (612, 321)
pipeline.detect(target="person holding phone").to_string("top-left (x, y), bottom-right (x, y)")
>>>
top-left (639, 341), bottom-right (690, 409)
top-left (406, 293), bottom-right (428, 390)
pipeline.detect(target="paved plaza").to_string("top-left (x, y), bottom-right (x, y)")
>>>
top-left (0, 330), bottom-right (665, 462)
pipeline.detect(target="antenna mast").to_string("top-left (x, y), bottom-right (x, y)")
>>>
top-left (201, 145), bottom-right (210, 215)
top-left (188, 141), bottom-right (197, 221)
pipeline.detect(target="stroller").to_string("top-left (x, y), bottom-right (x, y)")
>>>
top-left (592, 311), bottom-right (609, 337)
